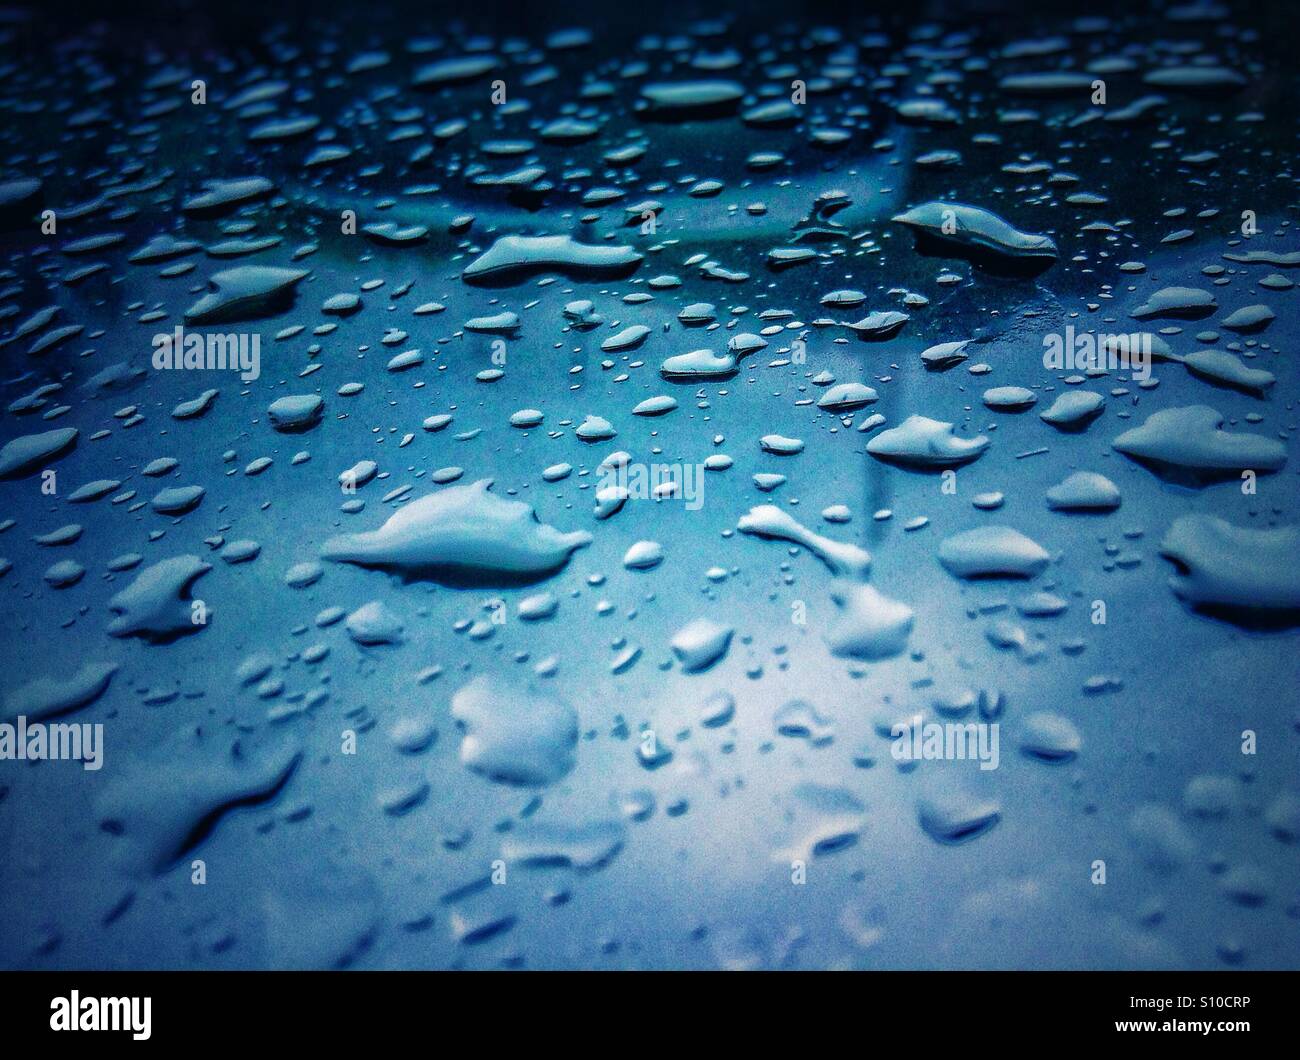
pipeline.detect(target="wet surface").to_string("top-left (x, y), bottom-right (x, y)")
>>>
top-left (0, 0), bottom-right (1297, 969)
